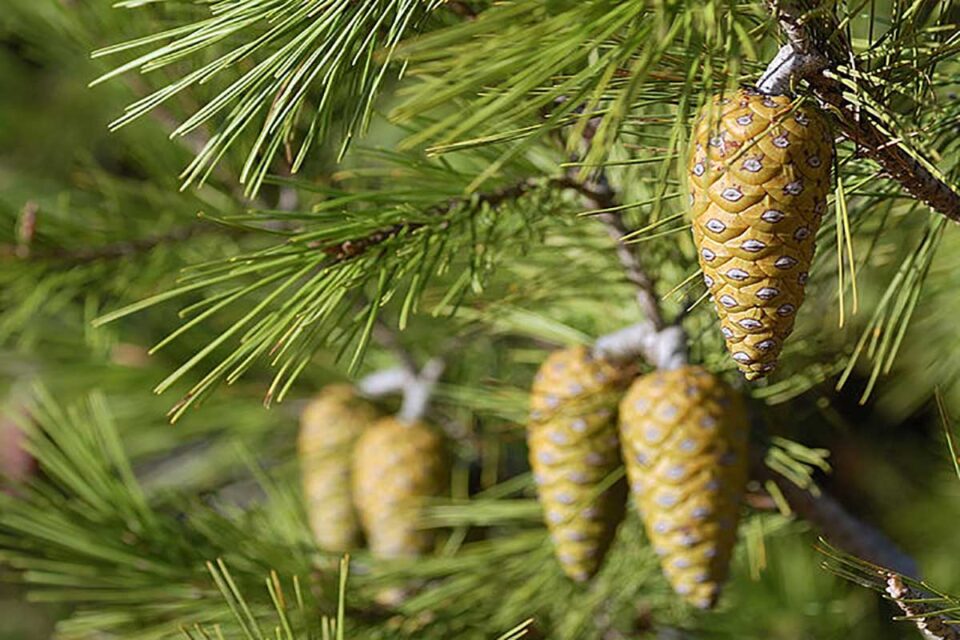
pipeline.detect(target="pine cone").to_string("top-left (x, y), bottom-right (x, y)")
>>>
top-left (690, 88), bottom-right (833, 380)
top-left (528, 346), bottom-right (633, 582)
top-left (619, 366), bottom-right (749, 609)
top-left (299, 384), bottom-right (379, 552)
top-left (352, 417), bottom-right (449, 558)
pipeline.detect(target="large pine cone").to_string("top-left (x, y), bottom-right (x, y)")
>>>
top-left (690, 88), bottom-right (832, 379)
top-left (528, 346), bottom-right (633, 582)
top-left (619, 366), bottom-right (749, 609)
top-left (299, 384), bottom-right (379, 552)
top-left (352, 417), bottom-right (449, 558)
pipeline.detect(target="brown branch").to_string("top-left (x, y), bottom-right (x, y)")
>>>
top-left (1, 224), bottom-right (208, 265)
top-left (598, 212), bottom-right (665, 330)
top-left (753, 455), bottom-right (919, 578)
top-left (531, 103), bottom-right (675, 367)
top-left (547, 110), bottom-right (687, 369)
top-left (767, 0), bottom-right (960, 222)
top-left (551, 172), bottom-right (688, 368)
top-left (885, 574), bottom-right (960, 640)
top-left (557, 177), bottom-right (665, 331)
top-left (809, 77), bottom-right (960, 221)
top-left (445, 0), bottom-right (478, 20)
top-left (321, 178), bottom-right (538, 261)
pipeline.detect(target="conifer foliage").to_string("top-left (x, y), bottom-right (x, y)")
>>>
top-left (2, 1), bottom-right (960, 639)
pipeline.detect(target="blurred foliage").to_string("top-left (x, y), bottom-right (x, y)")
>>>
top-left (0, 1), bottom-right (959, 639)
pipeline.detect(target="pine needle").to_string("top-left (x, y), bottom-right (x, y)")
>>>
top-left (934, 387), bottom-right (960, 482)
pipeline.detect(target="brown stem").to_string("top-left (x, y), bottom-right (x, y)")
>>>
top-left (445, 0), bottom-right (478, 19)
top-left (553, 176), bottom-right (666, 331)
top-left (596, 212), bottom-right (665, 331)
top-left (753, 456), bottom-right (919, 578)
top-left (885, 574), bottom-right (960, 640)
top-left (809, 75), bottom-right (960, 221)
top-left (768, 0), bottom-right (960, 222)
top-left (321, 178), bottom-right (537, 261)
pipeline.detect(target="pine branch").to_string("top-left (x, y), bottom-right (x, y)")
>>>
top-left (555, 176), bottom-right (665, 331)
top-left (821, 542), bottom-right (960, 640)
top-left (0, 224), bottom-right (208, 265)
top-left (577, 181), bottom-right (686, 369)
top-left (93, 0), bottom-right (446, 196)
top-left (364, 317), bottom-right (449, 419)
top-left (754, 455), bottom-right (919, 578)
top-left (552, 109), bottom-right (685, 369)
top-left (766, 0), bottom-right (960, 222)
top-left (94, 158), bottom-right (558, 418)
top-left (885, 574), bottom-right (960, 640)
top-left (398, 357), bottom-right (445, 423)
top-left (320, 179), bottom-right (538, 263)
top-left (357, 366), bottom-right (411, 398)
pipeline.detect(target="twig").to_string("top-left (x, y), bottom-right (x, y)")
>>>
top-left (445, 0), bottom-right (477, 19)
top-left (754, 457), bottom-right (919, 578)
top-left (0, 224), bottom-right (209, 265)
top-left (357, 360), bottom-right (446, 424)
top-left (885, 574), bottom-right (960, 640)
top-left (398, 357), bottom-right (446, 424)
top-left (811, 77), bottom-right (960, 221)
top-left (757, 43), bottom-right (827, 96)
top-left (365, 317), bottom-right (449, 424)
top-left (765, 0), bottom-right (960, 222)
top-left (321, 178), bottom-right (538, 261)
top-left (593, 322), bottom-right (687, 370)
top-left (357, 367), bottom-right (412, 398)
top-left (552, 172), bottom-right (681, 368)
top-left (549, 108), bottom-right (684, 370)
top-left (552, 176), bottom-right (665, 332)
top-left (373, 319), bottom-right (420, 374)
top-left (596, 210), bottom-right (664, 331)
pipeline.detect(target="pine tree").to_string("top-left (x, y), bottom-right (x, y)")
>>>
top-left (2, 1), bottom-right (960, 638)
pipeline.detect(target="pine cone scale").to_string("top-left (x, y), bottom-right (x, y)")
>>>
top-left (527, 346), bottom-right (632, 582)
top-left (299, 384), bottom-right (379, 552)
top-left (620, 366), bottom-right (749, 609)
top-left (691, 89), bottom-right (832, 379)
top-left (353, 417), bottom-right (449, 559)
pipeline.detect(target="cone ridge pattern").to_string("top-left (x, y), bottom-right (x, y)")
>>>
top-left (352, 417), bottom-right (449, 558)
top-left (299, 384), bottom-right (379, 552)
top-left (528, 346), bottom-right (632, 582)
top-left (619, 366), bottom-right (749, 608)
top-left (690, 88), bottom-right (832, 379)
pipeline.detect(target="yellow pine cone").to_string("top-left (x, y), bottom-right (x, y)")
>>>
top-left (299, 384), bottom-right (380, 552)
top-left (690, 88), bottom-right (833, 380)
top-left (619, 366), bottom-right (749, 609)
top-left (528, 346), bottom-right (633, 582)
top-left (352, 417), bottom-right (449, 559)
